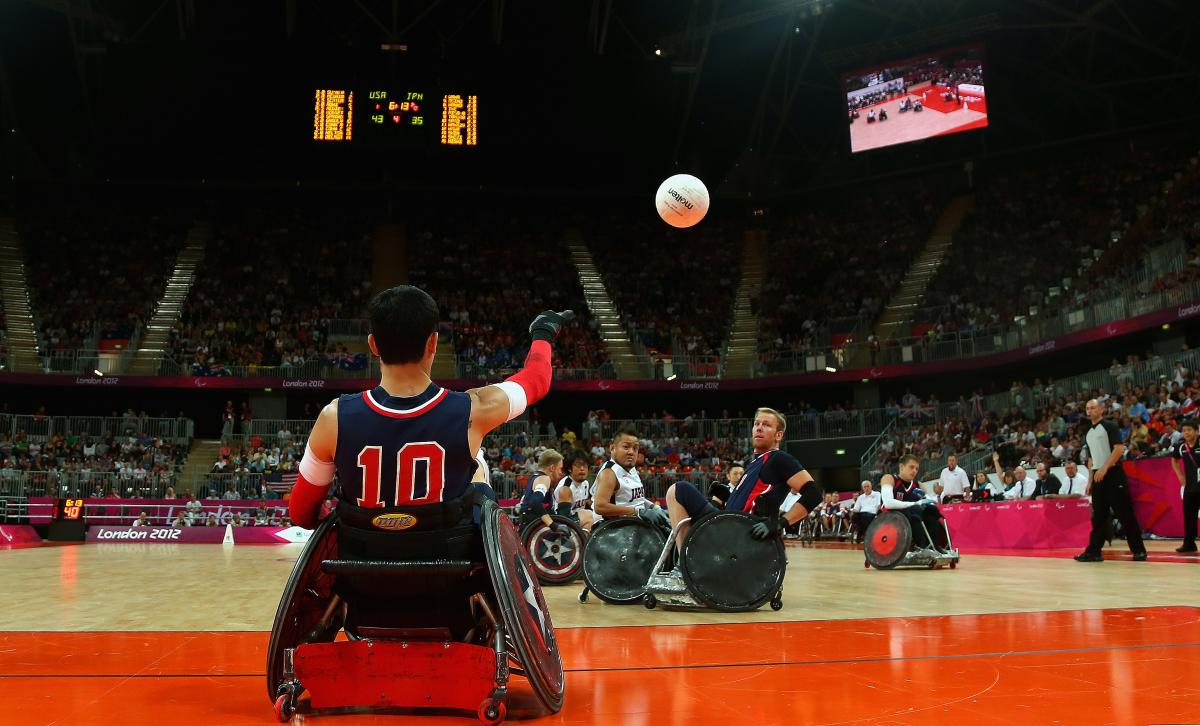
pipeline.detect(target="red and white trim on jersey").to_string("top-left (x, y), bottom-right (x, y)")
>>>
top-left (362, 387), bottom-right (449, 419)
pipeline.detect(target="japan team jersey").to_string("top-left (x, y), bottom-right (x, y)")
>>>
top-left (726, 449), bottom-right (805, 516)
top-left (553, 475), bottom-right (592, 514)
top-left (334, 384), bottom-right (476, 510)
top-left (591, 460), bottom-right (649, 522)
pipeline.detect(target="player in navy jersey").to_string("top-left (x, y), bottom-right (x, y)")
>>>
top-left (518, 449), bottom-right (565, 530)
top-left (880, 454), bottom-right (948, 551)
top-left (666, 408), bottom-right (823, 551)
top-left (288, 284), bottom-right (574, 541)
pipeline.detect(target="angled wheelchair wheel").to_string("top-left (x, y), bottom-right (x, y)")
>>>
top-left (580, 517), bottom-right (666, 604)
top-left (482, 501), bottom-right (565, 714)
top-left (520, 516), bottom-right (587, 585)
top-left (863, 512), bottom-right (912, 570)
top-left (266, 514), bottom-right (341, 702)
top-left (681, 512), bottom-right (786, 612)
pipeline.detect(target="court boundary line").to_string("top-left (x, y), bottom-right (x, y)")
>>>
top-left (0, 603), bottom-right (1196, 634)
top-left (4, 640), bottom-right (1198, 679)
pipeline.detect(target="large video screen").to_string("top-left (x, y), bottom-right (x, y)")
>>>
top-left (844, 45), bottom-right (987, 153)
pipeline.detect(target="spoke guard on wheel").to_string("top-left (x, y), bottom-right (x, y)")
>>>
top-left (681, 512), bottom-right (786, 612)
top-left (520, 516), bottom-right (587, 585)
top-left (581, 517), bottom-right (666, 604)
top-left (482, 500), bottom-right (565, 714)
top-left (266, 514), bottom-right (340, 701)
top-left (864, 511), bottom-right (912, 569)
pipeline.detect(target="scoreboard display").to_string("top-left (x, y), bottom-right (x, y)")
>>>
top-left (313, 87), bottom-right (479, 147)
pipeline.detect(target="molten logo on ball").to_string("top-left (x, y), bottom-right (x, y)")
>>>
top-left (655, 173), bottom-right (710, 228)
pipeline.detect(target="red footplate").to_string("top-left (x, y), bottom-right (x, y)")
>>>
top-left (295, 639), bottom-right (497, 712)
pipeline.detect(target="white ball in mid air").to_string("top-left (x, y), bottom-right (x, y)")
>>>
top-left (655, 174), bottom-right (710, 228)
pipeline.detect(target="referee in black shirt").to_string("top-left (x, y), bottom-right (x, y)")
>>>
top-left (1075, 398), bottom-right (1147, 562)
top-left (1171, 419), bottom-right (1199, 553)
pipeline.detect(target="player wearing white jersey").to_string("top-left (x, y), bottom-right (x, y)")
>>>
top-left (552, 452), bottom-right (595, 530)
top-left (591, 425), bottom-right (669, 530)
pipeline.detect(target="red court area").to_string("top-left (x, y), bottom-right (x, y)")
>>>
top-left (3, 607), bottom-right (1198, 725)
top-left (917, 84), bottom-right (988, 115)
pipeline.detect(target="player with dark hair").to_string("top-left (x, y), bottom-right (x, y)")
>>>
top-left (553, 452), bottom-right (594, 530)
top-left (666, 408), bottom-right (823, 551)
top-left (288, 284), bottom-right (574, 544)
top-left (591, 425), bottom-right (669, 530)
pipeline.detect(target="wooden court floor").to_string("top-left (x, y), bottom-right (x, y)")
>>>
top-left (1, 540), bottom-right (1198, 725)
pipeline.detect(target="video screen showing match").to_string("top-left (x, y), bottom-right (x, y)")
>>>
top-left (844, 45), bottom-right (987, 154)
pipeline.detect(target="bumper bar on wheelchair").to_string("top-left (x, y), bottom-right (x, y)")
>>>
top-left (319, 559), bottom-right (477, 577)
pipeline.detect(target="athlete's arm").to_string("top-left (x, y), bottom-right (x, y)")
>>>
top-left (781, 469), bottom-right (820, 525)
top-left (466, 310), bottom-right (574, 451)
top-left (289, 399), bottom-right (339, 529)
top-left (525, 473), bottom-right (555, 527)
top-left (592, 467), bottom-right (638, 517)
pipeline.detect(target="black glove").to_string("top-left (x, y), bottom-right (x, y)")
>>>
top-left (529, 309), bottom-right (576, 342)
top-left (750, 515), bottom-right (787, 540)
top-left (548, 521), bottom-right (568, 536)
top-left (637, 506), bottom-right (670, 531)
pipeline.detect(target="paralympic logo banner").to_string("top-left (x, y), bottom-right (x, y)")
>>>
top-left (1123, 458), bottom-right (1187, 538)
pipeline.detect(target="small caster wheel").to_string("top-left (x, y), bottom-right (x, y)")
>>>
top-left (478, 698), bottom-right (506, 725)
top-left (643, 593), bottom-right (657, 609)
top-left (578, 589), bottom-right (589, 603)
top-left (949, 560), bottom-right (957, 569)
top-left (273, 693), bottom-right (294, 722)
top-left (864, 559), bottom-right (870, 569)
top-left (770, 598), bottom-right (783, 611)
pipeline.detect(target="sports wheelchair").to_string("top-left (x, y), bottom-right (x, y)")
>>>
top-left (862, 510), bottom-right (960, 570)
top-left (578, 512), bottom-right (786, 612)
top-left (266, 501), bottom-right (564, 725)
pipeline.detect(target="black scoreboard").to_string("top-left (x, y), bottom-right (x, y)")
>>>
top-left (313, 87), bottom-right (479, 147)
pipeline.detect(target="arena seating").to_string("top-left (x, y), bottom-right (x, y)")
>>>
top-left (167, 208), bottom-right (374, 375)
top-left (17, 200), bottom-right (189, 356)
top-left (407, 213), bottom-right (607, 376)
top-left (587, 217), bottom-right (740, 362)
top-left (758, 182), bottom-right (944, 355)
top-left (920, 135), bottom-right (1199, 339)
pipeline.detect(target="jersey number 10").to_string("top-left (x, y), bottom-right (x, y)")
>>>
top-left (356, 442), bottom-right (446, 508)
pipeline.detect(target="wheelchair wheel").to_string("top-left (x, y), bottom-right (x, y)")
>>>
top-left (520, 516), bottom-right (587, 585)
top-left (265, 515), bottom-right (341, 701)
top-left (863, 512), bottom-right (912, 570)
top-left (580, 517), bottom-right (665, 604)
top-left (681, 512), bottom-right (787, 612)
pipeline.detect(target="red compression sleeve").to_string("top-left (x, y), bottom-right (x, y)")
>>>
top-left (505, 339), bottom-right (553, 405)
top-left (289, 474), bottom-right (329, 530)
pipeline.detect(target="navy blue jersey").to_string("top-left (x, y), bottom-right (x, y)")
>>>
top-left (726, 449), bottom-right (805, 516)
top-left (891, 477), bottom-right (923, 502)
top-left (520, 470), bottom-right (554, 516)
top-left (334, 384), bottom-right (476, 509)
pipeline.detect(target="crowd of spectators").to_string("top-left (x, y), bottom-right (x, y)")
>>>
top-left (167, 208), bottom-right (374, 375)
top-left (409, 212), bottom-right (607, 376)
top-left (0, 408), bottom-right (188, 497)
top-left (588, 217), bottom-right (741, 360)
top-left (17, 201), bottom-right (189, 354)
top-left (920, 135), bottom-right (1200, 342)
top-left (869, 346), bottom-right (1200, 490)
top-left (758, 182), bottom-right (944, 356)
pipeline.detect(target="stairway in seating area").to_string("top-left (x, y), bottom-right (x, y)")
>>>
top-left (179, 438), bottom-right (224, 497)
top-left (128, 223), bottom-right (210, 376)
top-left (565, 233), bottom-right (650, 379)
top-left (0, 217), bottom-right (44, 373)
top-left (720, 231), bottom-right (766, 379)
top-left (858, 195), bottom-right (974, 363)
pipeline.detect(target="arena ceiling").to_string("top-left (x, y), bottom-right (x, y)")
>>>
top-left (2, 0), bottom-right (1197, 196)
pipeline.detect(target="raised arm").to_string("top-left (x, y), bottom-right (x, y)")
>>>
top-left (467, 310), bottom-right (573, 452)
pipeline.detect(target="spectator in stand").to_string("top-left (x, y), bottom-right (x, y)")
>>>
top-left (851, 480), bottom-right (881, 540)
top-left (1030, 462), bottom-right (1061, 499)
top-left (171, 513), bottom-right (189, 527)
top-left (206, 514), bottom-right (219, 527)
top-left (132, 511), bottom-right (149, 527)
top-left (1047, 460), bottom-right (1089, 500)
top-left (222, 484), bottom-right (240, 500)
